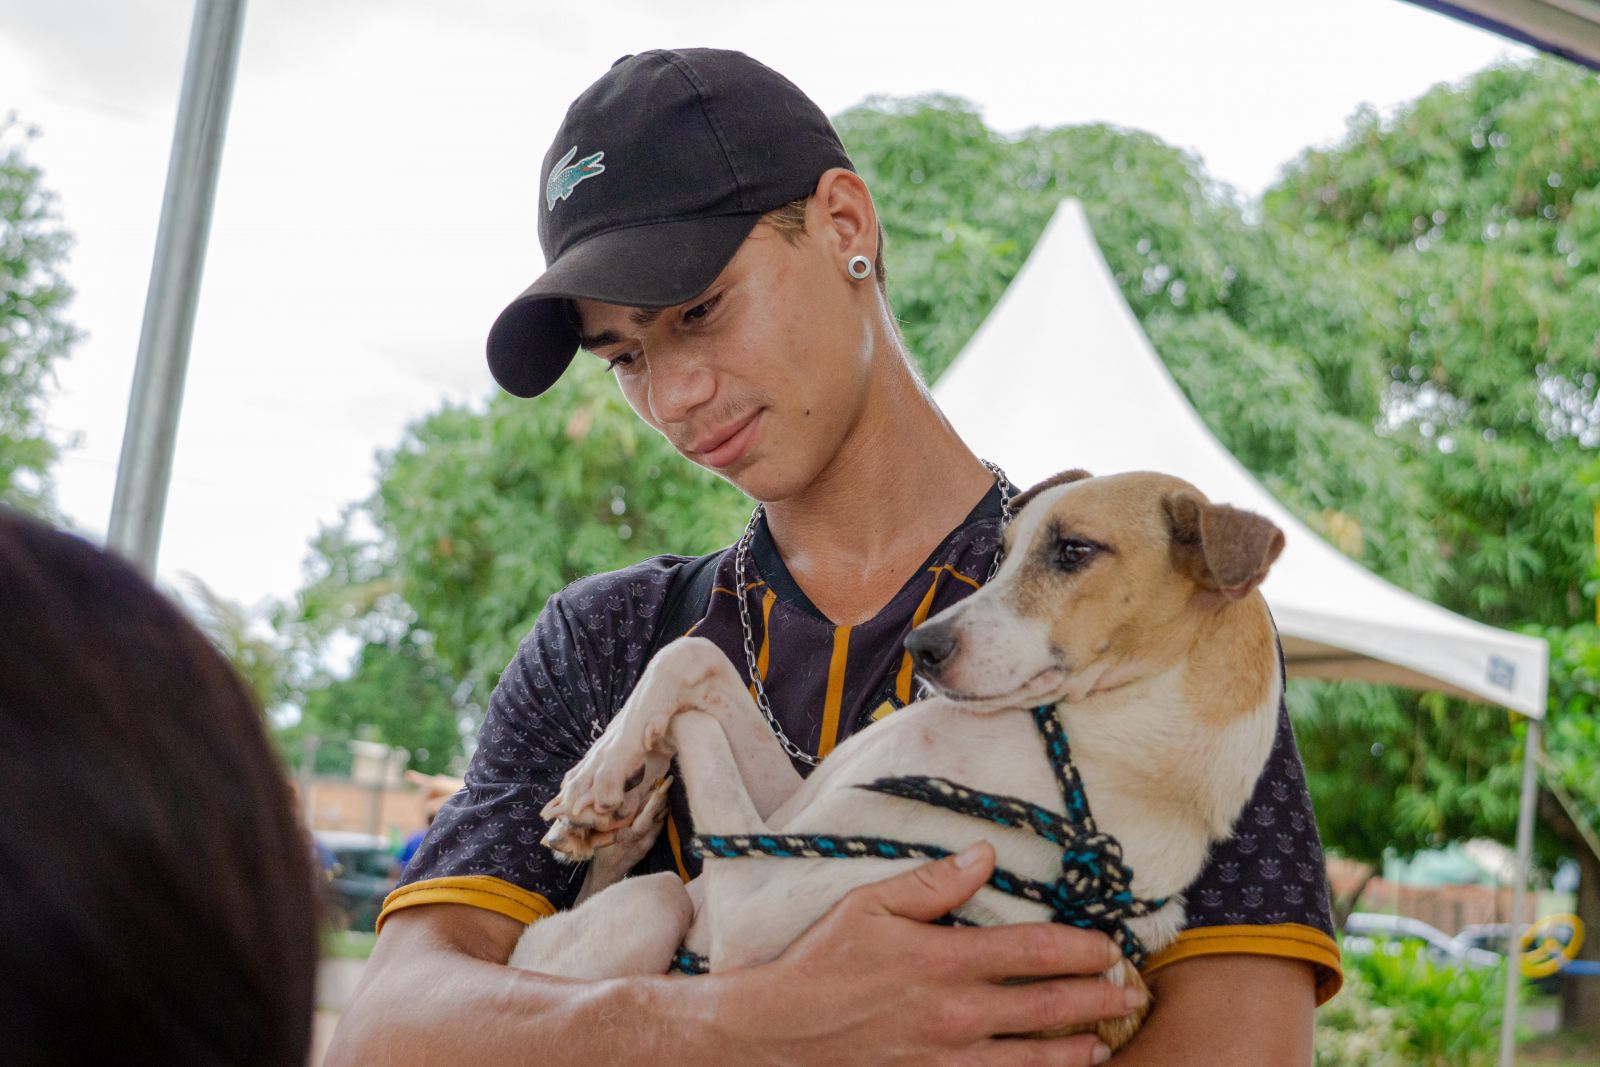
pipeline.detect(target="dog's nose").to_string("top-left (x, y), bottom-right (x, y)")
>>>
top-left (905, 626), bottom-right (957, 677)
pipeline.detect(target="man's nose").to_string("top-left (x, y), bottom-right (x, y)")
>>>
top-left (905, 624), bottom-right (958, 678)
top-left (648, 350), bottom-right (716, 426)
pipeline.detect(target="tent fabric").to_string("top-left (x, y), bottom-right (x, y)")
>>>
top-left (931, 200), bottom-right (1549, 717)
top-left (1404, 0), bottom-right (1600, 71)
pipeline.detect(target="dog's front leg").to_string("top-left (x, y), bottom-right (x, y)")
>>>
top-left (542, 637), bottom-right (802, 855)
top-left (662, 708), bottom-right (770, 836)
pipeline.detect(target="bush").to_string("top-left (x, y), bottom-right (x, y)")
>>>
top-left (1315, 965), bottom-right (1408, 1065)
top-left (1318, 940), bottom-right (1508, 1066)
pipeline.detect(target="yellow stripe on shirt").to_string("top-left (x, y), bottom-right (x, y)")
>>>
top-left (375, 875), bottom-right (556, 933)
top-left (817, 624), bottom-right (853, 759)
top-left (896, 570), bottom-right (946, 704)
top-left (747, 587), bottom-right (777, 704)
top-left (1141, 922), bottom-right (1343, 1005)
top-left (664, 811), bottom-right (691, 883)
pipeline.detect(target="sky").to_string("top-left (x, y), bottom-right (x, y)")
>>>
top-left (0, 0), bottom-right (1536, 614)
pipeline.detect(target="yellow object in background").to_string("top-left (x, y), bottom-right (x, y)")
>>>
top-left (1520, 913), bottom-right (1585, 979)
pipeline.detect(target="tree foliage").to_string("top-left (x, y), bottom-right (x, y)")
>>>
top-left (273, 365), bottom-right (749, 770)
top-left (275, 635), bottom-right (465, 777)
top-left (1266, 60), bottom-right (1600, 628)
top-left (370, 367), bottom-right (748, 701)
top-left (0, 116), bottom-right (77, 516)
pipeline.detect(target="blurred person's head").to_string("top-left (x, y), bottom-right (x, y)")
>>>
top-left (406, 769), bottom-right (463, 827)
top-left (486, 49), bottom-right (904, 504)
top-left (0, 508), bottom-right (318, 1065)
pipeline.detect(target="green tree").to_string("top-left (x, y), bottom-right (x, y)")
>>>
top-left (367, 365), bottom-right (749, 702)
top-left (1265, 59), bottom-right (1600, 628)
top-left (277, 635), bottom-right (466, 777)
top-left (1245, 61), bottom-right (1600, 1034)
top-left (279, 364), bottom-right (749, 731)
top-left (182, 575), bottom-right (284, 713)
top-left (0, 116), bottom-right (78, 516)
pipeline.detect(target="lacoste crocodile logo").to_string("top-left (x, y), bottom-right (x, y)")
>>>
top-left (546, 146), bottom-right (606, 210)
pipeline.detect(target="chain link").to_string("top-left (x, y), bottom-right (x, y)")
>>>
top-left (736, 461), bottom-right (1015, 767)
top-left (981, 458), bottom-right (1014, 583)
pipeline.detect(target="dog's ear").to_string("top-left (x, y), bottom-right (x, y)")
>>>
top-left (1164, 492), bottom-right (1284, 599)
top-left (1010, 469), bottom-right (1092, 513)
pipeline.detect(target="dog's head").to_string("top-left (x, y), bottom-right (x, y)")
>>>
top-left (905, 470), bottom-right (1284, 710)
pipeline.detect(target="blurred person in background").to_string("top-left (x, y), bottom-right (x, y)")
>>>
top-left (395, 770), bottom-right (462, 874)
top-left (0, 508), bottom-right (320, 1066)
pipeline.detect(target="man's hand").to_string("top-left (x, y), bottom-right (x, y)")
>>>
top-left (702, 841), bottom-right (1143, 1066)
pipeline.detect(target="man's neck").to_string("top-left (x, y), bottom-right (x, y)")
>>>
top-left (761, 347), bottom-right (995, 626)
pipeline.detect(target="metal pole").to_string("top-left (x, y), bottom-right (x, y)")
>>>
top-left (107, 0), bottom-right (247, 576)
top-left (1498, 717), bottom-right (1542, 1067)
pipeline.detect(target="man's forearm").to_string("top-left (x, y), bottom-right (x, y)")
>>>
top-left (326, 909), bottom-right (732, 1066)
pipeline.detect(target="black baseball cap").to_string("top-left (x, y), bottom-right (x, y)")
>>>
top-left (486, 49), bottom-right (856, 398)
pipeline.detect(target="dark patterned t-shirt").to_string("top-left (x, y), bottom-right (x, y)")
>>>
top-left (382, 488), bottom-right (1342, 1001)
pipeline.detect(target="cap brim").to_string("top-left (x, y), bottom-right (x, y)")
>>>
top-left (487, 212), bottom-right (765, 398)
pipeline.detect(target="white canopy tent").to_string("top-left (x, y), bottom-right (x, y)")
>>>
top-left (934, 200), bottom-right (1550, 715)
top-left (930, 199), bottom-right (1550, 1060)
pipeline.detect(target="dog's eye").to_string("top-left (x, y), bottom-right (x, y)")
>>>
top-left (1054, 538), bottom-right (1097, 571)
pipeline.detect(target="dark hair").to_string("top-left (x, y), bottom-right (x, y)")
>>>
top-left (0, 508), bottom-right (318, 1065)
top-left (760, 196), bottom-right (889, 290)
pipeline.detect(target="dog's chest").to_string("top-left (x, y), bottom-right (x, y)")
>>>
top-left (769, 705), bottom-right (1069, 880)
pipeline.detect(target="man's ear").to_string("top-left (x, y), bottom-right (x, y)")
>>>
top-left (812, 168), bottom-right (877, 260)
top-left (1164, 492), bottom-right (1284, 599)
top-left (1011, 469), bottom-right (1092, 513)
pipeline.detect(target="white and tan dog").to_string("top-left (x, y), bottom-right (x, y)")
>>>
top-left (512, 470), bottom-right (1285, 1050)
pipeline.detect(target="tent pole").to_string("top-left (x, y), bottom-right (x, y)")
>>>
top-left (1497, 716), bottom-right (1541, 1067)
top-left (106, 0), bottom-right (248, 577)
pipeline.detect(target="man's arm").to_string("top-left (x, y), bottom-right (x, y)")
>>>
top-left (325, 904), bottom-right (690, 1065)
top-left (327, 844), bottom-right (1145, 1067)
top-left (1111, 956), bottom-right (1316, 1065)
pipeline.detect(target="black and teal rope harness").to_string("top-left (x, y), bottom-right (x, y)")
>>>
top-left (669, 704), bottom-right (1166, 975)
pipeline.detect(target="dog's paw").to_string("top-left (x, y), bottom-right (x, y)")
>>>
top-left (542, 817), bottom-right (627, 862)
top-left (541, 817), bottom-right (596, 862)
top-left (540, 725), bottom-right (653, 829)
top-left (613, 775), bottom-right (672, 849)
top-left (543, 776), bottom-right (671, 865)
top-left (1093, 958), bottom-right (1150, 1052)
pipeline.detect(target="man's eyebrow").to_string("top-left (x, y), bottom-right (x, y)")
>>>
top-left (576, 307), bottom-right (664, 352)
top-left (577, 329), bottom-right (622, 351)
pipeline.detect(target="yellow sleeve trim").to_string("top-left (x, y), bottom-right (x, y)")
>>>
top-left (375, 875), bottom-right (557, 934)
top-left (1142, 922), bottom-right (1343, 1006)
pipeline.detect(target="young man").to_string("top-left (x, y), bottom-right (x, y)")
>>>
top-left (328, 49), bottom-right (1340, 1065)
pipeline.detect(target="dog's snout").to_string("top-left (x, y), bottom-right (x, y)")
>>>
top-left (905, 626), bottom-right (957, 676)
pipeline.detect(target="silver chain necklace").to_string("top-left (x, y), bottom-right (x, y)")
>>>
top-left (733, 460), bottom-right (1015, 767)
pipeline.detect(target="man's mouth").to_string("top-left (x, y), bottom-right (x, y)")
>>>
top-left (691, 409), bottom-right (764, 469)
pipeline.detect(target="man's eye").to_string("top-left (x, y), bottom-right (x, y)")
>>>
top-left (1054, 538), bottom-right (1096, 571)
top-left (605, 352), bottom-right (638, 372)
top-left (683, 293), bottom-right (722, 323)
